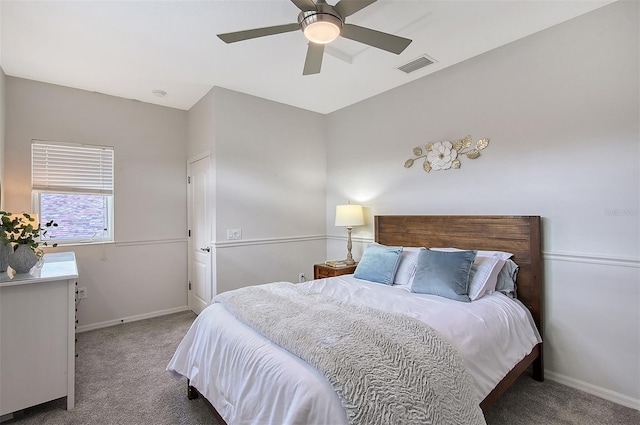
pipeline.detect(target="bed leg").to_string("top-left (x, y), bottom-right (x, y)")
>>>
top-left (187, 380), bottom-right (199, 400)
top-left (532, 344), bottom-right (544, 381)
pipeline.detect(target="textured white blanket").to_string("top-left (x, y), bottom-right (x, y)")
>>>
top-left (215, 282), bottom-right (486, 425)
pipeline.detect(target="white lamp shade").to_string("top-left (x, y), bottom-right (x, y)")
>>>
top-left (335, 204), bottom-right (364, 227)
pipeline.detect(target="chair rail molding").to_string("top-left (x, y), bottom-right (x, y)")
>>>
top-left (215, 234), bottom-right (326, 248)
top-left (542, 251), bottom-right (640, 268)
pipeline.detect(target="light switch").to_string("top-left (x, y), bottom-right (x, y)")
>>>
top-left (227, 229), bottom-right (242, 240)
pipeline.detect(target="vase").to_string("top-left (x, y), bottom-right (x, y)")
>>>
top-left (0, 244), bottom-right (11, 272)
top-left (8, 244), bottom-right (38, 274)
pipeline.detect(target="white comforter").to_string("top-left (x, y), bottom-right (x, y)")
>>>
top-left (167, 275), bottom-right (541, 425)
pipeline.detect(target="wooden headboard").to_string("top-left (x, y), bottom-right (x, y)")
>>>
top-left (374, 215), bottom-right (543, 338)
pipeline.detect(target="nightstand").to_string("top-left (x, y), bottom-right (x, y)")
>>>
top-left (314, 263), bottom-right (357, 279)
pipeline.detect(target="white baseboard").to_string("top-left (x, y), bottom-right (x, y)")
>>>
top-left (0, 413), bottom-right (14, 423)
top-left (76, 306), bottom-right (191, 333)
top-left (546, 370), bottom-right (640, 411)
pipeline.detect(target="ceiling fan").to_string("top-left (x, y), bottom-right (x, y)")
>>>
top-left (217, 0), bottom-right (412, 75)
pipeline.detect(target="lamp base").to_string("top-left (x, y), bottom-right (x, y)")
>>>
top-left (344, 226), bottom-right (356, 266)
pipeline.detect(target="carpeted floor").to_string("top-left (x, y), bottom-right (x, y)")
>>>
top-left (4, 311), bottom-right (215, 425)
top-left (4, 310), bottom-right (639, 425)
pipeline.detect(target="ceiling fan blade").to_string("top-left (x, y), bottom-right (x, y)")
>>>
top-left (303, 43), bottom-right (324, 75)
top-left (334, 0), bottom-right (377, 18)
top-left (340, 24), bottom-right (412, 54)
top-left (218, 23), bottom-right (300, 44)
top-left (291, 0), bottom-right (317, 12)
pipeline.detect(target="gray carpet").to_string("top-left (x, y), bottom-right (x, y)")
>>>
top-left (5, 311), bottom-right (639, 425)
top-left (5, 311), bottom-right (215, 425)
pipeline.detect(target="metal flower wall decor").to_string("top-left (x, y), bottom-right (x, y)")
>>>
top-left (404, 135), bottom-right (490, 172)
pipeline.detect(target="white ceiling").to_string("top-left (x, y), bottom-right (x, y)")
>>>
top-left (0, 0), bottom-right (614, 114)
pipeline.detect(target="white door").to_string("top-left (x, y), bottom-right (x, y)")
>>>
top-left (187, 156), bottom-right (212, 315)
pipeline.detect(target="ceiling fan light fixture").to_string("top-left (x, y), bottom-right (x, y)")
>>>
top-left (300, 13), bottom-right (342, 44)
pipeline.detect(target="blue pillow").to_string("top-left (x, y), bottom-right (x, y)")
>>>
top-left (411, 249), bottom-right (477, 302)
top-left (354, 243), bottom-right (403, 285)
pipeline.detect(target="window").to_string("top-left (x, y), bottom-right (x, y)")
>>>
top-left (32, 141), bottom-right (114, 244)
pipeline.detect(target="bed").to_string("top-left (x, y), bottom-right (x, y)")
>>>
top-left (168, 215), bottom-right (544, 424)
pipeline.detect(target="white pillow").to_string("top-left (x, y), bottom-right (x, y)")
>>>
top-left (393, 247), bottom-right (425, 286)
top-left (430, 247), bottom-right (509, 300)
top-left (468, 255), bottom-right (505, 300)
top-left (476, 250), bottom-right (513, 261)
top-left (431, 247), bottom-right (513, 261)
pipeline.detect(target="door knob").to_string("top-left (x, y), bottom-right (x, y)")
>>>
top-left (200, 247), bottom-right (211, 252)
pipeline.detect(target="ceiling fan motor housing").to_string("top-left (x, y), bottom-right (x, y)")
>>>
top-left (298, 3), bottom-right (344, 44)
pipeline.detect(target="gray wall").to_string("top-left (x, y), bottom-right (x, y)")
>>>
top-left (325, 1), bottom-right (639, 408)
top-left (0, 67), bottom-right (5, 209)
top-left (187, 87), bottom-right (327, 293)
top-left (0, 1), bottom-right (4, 208)
top-left (4, 77), bottom-right (189, 329)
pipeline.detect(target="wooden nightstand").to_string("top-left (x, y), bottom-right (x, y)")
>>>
top-left (314, 263), bottom-right (357, 279)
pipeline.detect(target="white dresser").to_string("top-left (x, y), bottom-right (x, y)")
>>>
top-left (0, 252), bottom-right (78, 417)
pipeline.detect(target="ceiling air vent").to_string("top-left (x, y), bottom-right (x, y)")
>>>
top-left (397, 55), bottom-right (436, 74)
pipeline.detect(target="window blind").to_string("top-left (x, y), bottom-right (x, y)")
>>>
top-left (32, 141), bottom-right (114, 195)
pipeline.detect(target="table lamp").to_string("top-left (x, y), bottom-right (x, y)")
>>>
top-left (335, 204), bottom-right (364, 265)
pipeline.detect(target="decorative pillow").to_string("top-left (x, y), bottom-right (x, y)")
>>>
top-left (467, 256), bottom-right (505, 301)
top-left (411, 249), bottom-right (477, 302)
top-left (495, 259), bottom-right (519, 297)
top-left (354, 243), bottom-right (403, 285)
top-left (393, 247), bottom-right (425, 286)
top-left (430, 247), bottom-right (509, 300)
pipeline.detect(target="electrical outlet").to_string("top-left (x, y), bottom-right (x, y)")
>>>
top-left (298, 273), bottom-right (306, 283)
top-left (77, 287), bottom-right (88, 299)
top-left (227, 229), bottom-right (242, 240)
